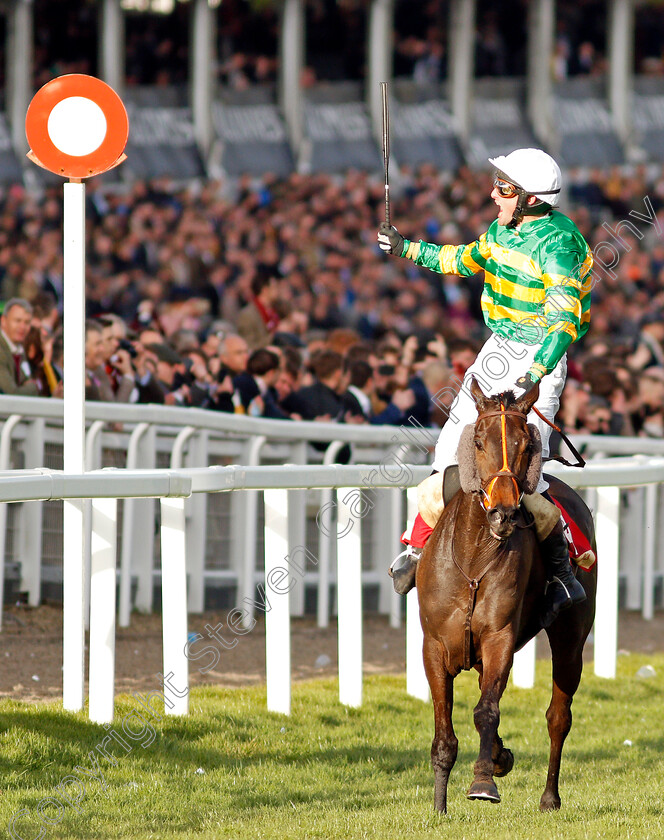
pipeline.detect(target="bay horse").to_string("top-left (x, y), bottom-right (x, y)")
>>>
top-left (416, 376), bottom-right (597, 812)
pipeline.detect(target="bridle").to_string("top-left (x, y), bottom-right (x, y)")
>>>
top-left (475, 399), bottom-right (528, 513)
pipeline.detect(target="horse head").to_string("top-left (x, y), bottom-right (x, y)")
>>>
top-left (457, 376), bottom-right (542, 539)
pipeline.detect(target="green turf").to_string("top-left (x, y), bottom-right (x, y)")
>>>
top-left (1, 653), bottom-right (663, 839)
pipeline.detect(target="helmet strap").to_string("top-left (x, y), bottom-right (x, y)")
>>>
top-left (508, 193), bottom-right (552, 229)
top-left (508, 190), bottom-right (529, 228)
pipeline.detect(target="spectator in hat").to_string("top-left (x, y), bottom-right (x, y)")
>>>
top-left (0, 298), bottom-right (40, 396)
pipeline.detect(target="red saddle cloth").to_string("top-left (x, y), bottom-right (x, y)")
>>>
top-left (550, 498), bottom-right (597, 571)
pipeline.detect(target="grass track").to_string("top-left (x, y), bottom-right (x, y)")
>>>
top-left (1, 653), bottom-right (663, 839)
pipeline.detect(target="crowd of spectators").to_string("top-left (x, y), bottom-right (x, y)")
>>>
top-left (2, 163), bottom-right (664, 446)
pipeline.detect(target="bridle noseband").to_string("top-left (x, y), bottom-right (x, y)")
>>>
top-left (475, 400), bottom-right (528, 514)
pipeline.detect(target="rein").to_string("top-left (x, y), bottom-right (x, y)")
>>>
top-left (531, 406), bottom-right (586, 468)
top-left (450, 499), bottom-right (507, 671)
top-left (451, 392), bottom-right (584, 671)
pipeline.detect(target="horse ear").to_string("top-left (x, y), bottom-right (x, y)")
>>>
top-left (469, 375), bottom-right (489, 412)
top-left (522, 424), bottom-right (543, 494)
top-left (514, 381), bottom-right (540, 416)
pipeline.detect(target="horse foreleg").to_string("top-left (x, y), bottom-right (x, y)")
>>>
top-left (540, 648), bottom-right (583, 811)
top-left (423, 636), bottom-right (457, 813)
top-left (475, 664), bottom-right (514, 778)
top-left (467, 645), bottom-right (513, 803)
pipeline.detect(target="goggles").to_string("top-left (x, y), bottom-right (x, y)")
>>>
top-left (493, 178), bottom-right (519, 198)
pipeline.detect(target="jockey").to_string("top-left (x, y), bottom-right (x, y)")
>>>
top-left (378, 148), bottom-right (592, 627)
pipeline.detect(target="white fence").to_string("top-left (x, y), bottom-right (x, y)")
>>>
top-left (0, 395), bottom-right (434, 627)
top-left (2, 396), bottom-right (664, 631)
top-left (0, 455), bottom-right (663, 722)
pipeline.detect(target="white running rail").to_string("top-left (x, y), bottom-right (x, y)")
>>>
top-left (0, 455), bottom-right (661, 720)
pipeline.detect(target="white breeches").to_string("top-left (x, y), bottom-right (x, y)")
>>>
top-left (432, 332), bottom-right (567, 495)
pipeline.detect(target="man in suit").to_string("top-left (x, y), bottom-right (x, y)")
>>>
top-left (286, 349), bottom-right (346, 421)
top-left (342, 359), bottom-right (415, 425)
top-left (237, 272), bottom-right (280, 350)
top-left (84, 320), bottom-right (106, 401)
top-left (0, 298), bottom-right (39, 396)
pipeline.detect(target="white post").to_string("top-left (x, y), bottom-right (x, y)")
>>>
top-left (512, 638), bottom-right (536, 688)
top-left (240, 436), bottom-right (266, 629)
top-left (0, 415), bottom-right (22, 628)
top-left (317, 488), bottom-right (333, 628)
top-left (160, 496), bottom-right (189, 715)
top-left (388, 489), bottom-right (403, 629)
top-left (62, 180), bottom-right (87, 712)
top-left (594, 486), bottom-right (620, 679)
top-left (642, 484), bottom-right (657, 621)
top-left (406, 588), bottom-right (429, 701)
top-left (337, 488), bottom-right (363, 707)
top-left (20, 418), bottom-right (45, 607)
top-left (119, 422), bottom-right (150, 627)
top-left (264, 489), bottom-right (290, 715)
top-left (288, 441), bottom-right (308, 617)
top-left (88, 497), bottom-right (117, 724)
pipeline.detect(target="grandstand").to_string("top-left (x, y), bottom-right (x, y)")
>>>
top-left (0, 0), bottom-right (662, 183)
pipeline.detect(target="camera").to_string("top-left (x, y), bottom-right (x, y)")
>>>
top-left (118, 338), bottom-right (137, 358)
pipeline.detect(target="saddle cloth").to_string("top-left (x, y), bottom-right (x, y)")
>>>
top-left (550, 498), bottom-right (597, 571)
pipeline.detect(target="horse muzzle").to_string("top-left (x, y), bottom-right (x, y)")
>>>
top-left (485, 505), bottom-right (518, 540)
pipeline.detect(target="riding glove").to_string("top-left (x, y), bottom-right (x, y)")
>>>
top-left (514, 371), bottom-right (539, 398)
top-left (378, 222), bottom-right (405, 256)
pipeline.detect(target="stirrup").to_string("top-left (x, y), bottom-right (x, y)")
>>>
top-left (389, 546), bottom-right (421, 577)
top-left (542, 575), bottom-right (586, 627)
top-left (389, 545), bottom-right (421, 595)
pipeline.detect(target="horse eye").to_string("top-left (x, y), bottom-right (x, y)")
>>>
top-left (474, 439), bottom-right (483, 451)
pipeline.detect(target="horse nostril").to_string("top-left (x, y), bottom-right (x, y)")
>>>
top-left (487, 508), bottom-right (505, 526)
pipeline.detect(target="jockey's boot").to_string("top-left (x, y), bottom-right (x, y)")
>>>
top-left (389, 545), bottom-right (421, 595)
top-left (389, 470), bottom-right (446, 596)
top-left (540, 518), bottom-right (587, 627)
top-left (523, 492), bottom-right (586, 627)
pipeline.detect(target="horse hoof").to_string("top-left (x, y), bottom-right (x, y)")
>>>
top-left (493, 748), bottom-right (514, 777)
top-left (539, 793), bottom-right (561, 811)
top-left (467, 780), bottom-right (500, 803)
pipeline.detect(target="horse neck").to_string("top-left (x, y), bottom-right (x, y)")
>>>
top-left (451, 492), bottom-right (508, 576)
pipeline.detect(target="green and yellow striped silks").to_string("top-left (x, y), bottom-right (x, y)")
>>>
top-left (401, 210), bottom-right (592, 378)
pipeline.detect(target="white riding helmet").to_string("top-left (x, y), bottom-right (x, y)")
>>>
top-left (489, 148), bottom-right (562, 206)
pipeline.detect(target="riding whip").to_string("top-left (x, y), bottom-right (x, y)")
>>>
top-left (380, 81), bottom-right (390, 226)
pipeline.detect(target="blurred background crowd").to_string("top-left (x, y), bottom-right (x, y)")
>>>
top-left (3, 161), bottom-right (664, 448)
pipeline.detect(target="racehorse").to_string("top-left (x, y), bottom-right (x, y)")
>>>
top-left (416, 376), bottom-right (597, 813)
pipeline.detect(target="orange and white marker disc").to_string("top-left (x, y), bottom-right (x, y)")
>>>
top-left (25, 74), bottom-right (128, 179)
